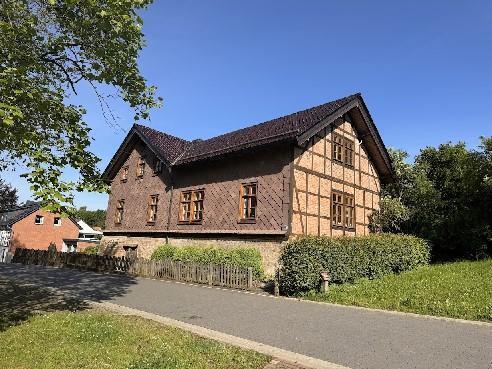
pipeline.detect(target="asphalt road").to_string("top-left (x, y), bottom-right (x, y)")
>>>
top-left (1, 263), bottom-right (491, 369)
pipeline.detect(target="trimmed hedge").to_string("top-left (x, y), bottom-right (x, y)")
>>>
top-left (81, 246), bottom-right (99, 255)
top-left (151, 244), bottom-right (264, 279)
top-left (279, 234), bottom-right (430, 296)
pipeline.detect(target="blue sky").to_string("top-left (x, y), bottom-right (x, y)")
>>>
top-left (3, 0), bottom-right (491, 209)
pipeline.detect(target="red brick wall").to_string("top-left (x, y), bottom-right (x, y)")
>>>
top-left (10, 210), bottom-right (80, 252)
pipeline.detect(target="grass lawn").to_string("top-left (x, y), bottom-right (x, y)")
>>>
top-left (0, 277), bottom-right (269, 369)
top-left (304, 259), bottom-right (492, 322)
top-left (0, 310), bottom-right (269, 369)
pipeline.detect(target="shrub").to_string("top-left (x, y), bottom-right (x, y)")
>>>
top-left (151, 244), bottom-right (264, 279)
top-left (279, 234), bottom-right (430, 295)
top-left (82, 246), bottom-right (99, 255)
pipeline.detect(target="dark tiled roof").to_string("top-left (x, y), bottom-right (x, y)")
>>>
top-left (131, 93), bottom-right (359, 167)
top-left (176, 94), bottom-right (360, 164)
top-left (103, 92), bottom-right (394, 180)
top-left (0, 202), bottom-right (39, 227)
top-left (133, 124), bottom-right (189, 164)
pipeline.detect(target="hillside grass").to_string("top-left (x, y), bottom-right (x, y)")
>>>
top-left (304, 259), bottom-right (492, 322)
top-left (0, 310), bottom-right (269, 369)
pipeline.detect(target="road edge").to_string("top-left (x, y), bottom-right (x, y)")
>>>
top-left (92, 301), bottom-right (352, 369)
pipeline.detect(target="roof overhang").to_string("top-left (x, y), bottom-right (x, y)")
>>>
top-left (296, 96), bottom-right (394, 183)
top-left (101, 126), bottom-right (172, 182)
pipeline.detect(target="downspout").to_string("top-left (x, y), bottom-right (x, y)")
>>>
top-left (166, 167), bottom-right (174, 245)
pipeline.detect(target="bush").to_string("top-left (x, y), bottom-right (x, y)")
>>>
top-left (151, 245), bottom-right (264, 279)
top-left (82, 246), bottom-right (99, 255)
top-left (279, 234), bottom-right (430, 295)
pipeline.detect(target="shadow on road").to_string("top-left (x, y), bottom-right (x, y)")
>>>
top-left (0, 263), bottom-right (138, 330)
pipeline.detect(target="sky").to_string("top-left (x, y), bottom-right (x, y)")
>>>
top-left (3, 0), bottom-right (491, 210)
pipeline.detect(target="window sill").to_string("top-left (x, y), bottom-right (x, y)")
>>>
top-left (178, 220), bottom-right (203, 225)
top-left (146, 221), bottom-right (156, 225)
top-left (332, 225), bottom-right (355, 231)
top-left (120, 179), bottom-right (128, 183)
top-left (238, 218), bottom-right (256, 224)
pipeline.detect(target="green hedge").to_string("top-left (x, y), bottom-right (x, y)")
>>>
top-left (151, 245), bottom-right (264, 279)
top-left (279, 234), bottom-right (430, 296)
top-left (81, 246), bottom-right (99, 255)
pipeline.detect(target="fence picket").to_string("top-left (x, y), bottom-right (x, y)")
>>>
top-left (11, 248), bottom-right (255, 290)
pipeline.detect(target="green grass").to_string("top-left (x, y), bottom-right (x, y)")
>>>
top-left (0, 310), bottom-right (269, 369)
top-left (304, 259), bottom-right (492, 322)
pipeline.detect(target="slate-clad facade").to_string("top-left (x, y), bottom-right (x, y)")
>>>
top-left (102, 93), bottom-right (393, 272)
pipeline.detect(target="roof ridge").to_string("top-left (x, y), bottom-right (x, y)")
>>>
top-left (134, 124), bottom-right (190, 143)
top-left (194, 93), bottom-right (361, 143)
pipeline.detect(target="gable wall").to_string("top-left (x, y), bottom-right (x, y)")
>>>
top-left (291, 117), bottom-right (381, 236)
top-left (105, 140), bottom-right (172, 232)
top-left (10, 210), bottom-right (80, 252)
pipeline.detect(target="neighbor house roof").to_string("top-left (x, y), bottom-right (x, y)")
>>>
top-left (0, 202), bottom-right (40, 228)
top-left (77, 219), bottom-right (103, 236)
top-left (0, 201), bottom-right (81, 229)
top-left (103, 93), bottom-right (394, 182)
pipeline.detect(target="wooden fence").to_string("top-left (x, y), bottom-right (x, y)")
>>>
top-left (12, 248), bottom-right (254, 290)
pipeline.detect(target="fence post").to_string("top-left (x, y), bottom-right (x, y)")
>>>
top-left (247, 267), bottom-right (253, 289)
top-left (208, 263), bottom-right (213, 285)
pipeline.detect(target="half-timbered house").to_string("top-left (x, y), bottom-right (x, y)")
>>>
top-left (102, 93), bottom-right (393, 273)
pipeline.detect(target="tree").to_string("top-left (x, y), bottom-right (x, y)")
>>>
top-left (0, 178), bottom-right (18, 211)
top-left (383, 138), bottom-right (492, 260)
top-left (0, 0), bottom-right (161, 213)
top-left (369, 196), bottom-right (409, 233)
top-left (75, 206), bottom-right (106, 229)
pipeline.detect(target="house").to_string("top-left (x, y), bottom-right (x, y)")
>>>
top-left (0, 202), bottom-right (101, 260)
top-left (101, 93), bottom-right (393, 273)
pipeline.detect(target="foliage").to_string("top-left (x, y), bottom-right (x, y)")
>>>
top-left (304, 259), bottom-right (492, 322)
top-left (151, 245), bottom-right (264, 279)
top-left (279, 234), bottom-right (429, 296)
top-left (369, 196), bottom-right (410, 233)
top-left (82, 246), bottom-right (99, 255)
top-left (74, 206), bottom-right (106, 229)
top-left (0, 0), bottom-right (162, 213)
top-left (0, 178), bottom-right (17, 211)
top-left (0, 311), bottom-right (269, 369)
top-left (385, 138), bottom-right (492, 260)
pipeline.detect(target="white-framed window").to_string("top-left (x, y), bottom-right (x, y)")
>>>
top-left (54, 217), bottom-right (62, 226)
top-left (35, 215), bottom-right (44, 225)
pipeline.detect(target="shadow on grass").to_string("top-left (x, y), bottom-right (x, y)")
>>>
top-left (0, 263), bottom-right (139, 331)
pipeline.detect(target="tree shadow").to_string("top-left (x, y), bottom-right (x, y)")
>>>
top-left (0, 263), bottom-right (138, 331)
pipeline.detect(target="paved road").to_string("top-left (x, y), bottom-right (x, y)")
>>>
top-left (1, 263), bottom-right (491, 369)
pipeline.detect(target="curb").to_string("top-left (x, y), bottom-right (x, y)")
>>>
top-left (92, 301), bottom-right (352, 369)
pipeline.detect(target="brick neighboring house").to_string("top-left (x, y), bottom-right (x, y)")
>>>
top-left (102, 93), bottom-right (393, 273)
top-left (0, 202), bottom-right (99, 261)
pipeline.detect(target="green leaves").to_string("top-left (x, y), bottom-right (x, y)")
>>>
top-left (0, 0), bottom-right (160, 214)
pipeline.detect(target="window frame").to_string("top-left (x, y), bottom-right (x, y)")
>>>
top-left (332, 133), bottom-right (355, 168)
top-left (136, 156), bottom-right (145, 178)
top-left (34, 215), bottom-right (44, 225)
top-left (121, 165), bottom-right (129, 182)
top-left (115, 199), bottom-right (125, 225)
top-left (146, 194), bottom-right (159, 224)
top-left (153, 158), bottom-right (163, 175)
top-left (53, 217), bottom-right (62, 227)
top-left (331, 191), bottom-right (355, 230)
top-left (239, 182), bottom-right (258, 223)
top-left (178, 189), bottom-right (205, 224)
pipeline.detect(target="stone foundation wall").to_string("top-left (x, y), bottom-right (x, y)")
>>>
top-left (100, 235), bottom-right (284, 277)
